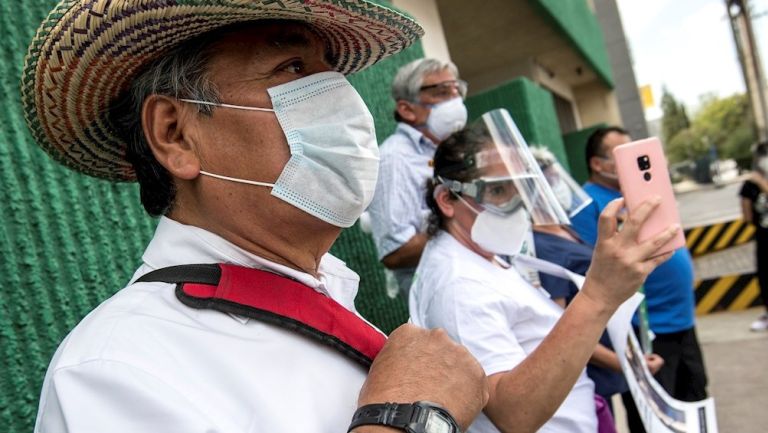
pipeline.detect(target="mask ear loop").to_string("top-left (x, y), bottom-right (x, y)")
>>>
top-left (199, 170), bottom-right (275, 188)
top-left (179, 99), bottom-right (275, 112)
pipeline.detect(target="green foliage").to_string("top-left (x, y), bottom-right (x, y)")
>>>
top-left (660, 87), bottom-right (690, 144)
top-left (663, 92), bottom-right (756, 165)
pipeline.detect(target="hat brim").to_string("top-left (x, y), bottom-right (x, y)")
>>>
top-left (21, 0), bottom-right (423, 181)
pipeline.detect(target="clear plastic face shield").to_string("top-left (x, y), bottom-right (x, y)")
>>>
top-left (530, 147), bottom-right (593, 218)
top-left (439, 109), bottom-right (570, 225)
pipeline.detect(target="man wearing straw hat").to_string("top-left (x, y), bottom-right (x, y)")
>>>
top-left (23, 1), bottom-right (679, 432)
top-left (23, 2), bottom-right (487, 432)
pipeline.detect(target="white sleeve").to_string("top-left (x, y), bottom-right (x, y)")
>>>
top-left (424, 278), bottom-right (526, 376)
top-left (36, 360), bottom-right (222, 433)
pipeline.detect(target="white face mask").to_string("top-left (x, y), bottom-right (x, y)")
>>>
top-left (184, 71), bottom-right (379, 228)
top-left (424, 97), bottom-right (467, 142)
top-left (457, 196), bottom-right (531, 256)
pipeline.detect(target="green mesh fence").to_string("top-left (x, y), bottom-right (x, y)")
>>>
top-left (465, 77), bottom-right (570, 170)
top-left (563, 124), bottom-right (607, 184)
top-left (0, 1), bottom-right (420, 430)
top-left (532, 0), bottom-right (613, 88)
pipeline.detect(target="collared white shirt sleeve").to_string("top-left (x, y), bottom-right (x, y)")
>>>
top-left (38, 357), bottom-right (221, 432)
top-left (368, 123), bottom-right (435, 259)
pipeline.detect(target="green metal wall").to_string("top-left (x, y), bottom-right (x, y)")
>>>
top-left (465, 77), bottom-right (570, 170)
top-left (532, 0), bottom-right (614, 88)
top-left (0, 1), bottom-right (419, 430)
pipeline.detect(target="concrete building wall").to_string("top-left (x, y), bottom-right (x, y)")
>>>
top-left (574, 81), bottom-right (623, 127)
top-left (593, 0), bottom-right (650, 138)
top-left (392, 0), bottom-right (451, 62)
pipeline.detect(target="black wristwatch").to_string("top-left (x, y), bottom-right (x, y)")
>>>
top-left (348, 401), bottom-right (461, 433)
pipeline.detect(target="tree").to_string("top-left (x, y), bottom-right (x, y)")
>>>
top-left (660, 87), bottom-right (690, 144)
top-left (662, 92), bottom-right (755, 166)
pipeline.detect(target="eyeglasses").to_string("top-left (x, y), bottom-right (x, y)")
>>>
top-left (419, 79), bottom-right (468, 99)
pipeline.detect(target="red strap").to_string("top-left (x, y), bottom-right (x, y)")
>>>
top-left (181, 264), bottom-right (386, 364)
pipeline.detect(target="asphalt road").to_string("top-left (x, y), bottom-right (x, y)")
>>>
top-left (676, 180), bottom-right (744, 228)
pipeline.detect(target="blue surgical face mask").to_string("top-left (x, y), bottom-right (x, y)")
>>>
top-left (182, 71), bottom-right (379, 228)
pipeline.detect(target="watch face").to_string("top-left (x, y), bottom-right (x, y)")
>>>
top-left (425, 411), bottom-right (454, 433)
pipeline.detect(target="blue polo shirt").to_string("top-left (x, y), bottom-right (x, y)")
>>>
top-left (570, 182), bottom-right (695, 334)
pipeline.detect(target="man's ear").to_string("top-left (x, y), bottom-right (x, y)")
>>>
top-left (142, 95), bottom-right (200, 180)
top-left (589, 156), bottom-right (603, 174)
top-left (395, 100), bottom-right (418, 123)
top-left (434, 185), bottom-right (456, 219)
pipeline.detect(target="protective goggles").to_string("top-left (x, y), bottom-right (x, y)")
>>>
top-left (440, 175), bottom-right (525, 216)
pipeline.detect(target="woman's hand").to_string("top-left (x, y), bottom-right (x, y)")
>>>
top-left (582, 197), bottom-right (679, 311)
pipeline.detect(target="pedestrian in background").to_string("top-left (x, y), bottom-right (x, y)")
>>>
top-left (367, 58), bottom-right (468, 297)
top-left (740, 141), bottom-right (768, 331)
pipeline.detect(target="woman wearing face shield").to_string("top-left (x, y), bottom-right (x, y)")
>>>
top-left (408, 109), bottom-right (681, 433)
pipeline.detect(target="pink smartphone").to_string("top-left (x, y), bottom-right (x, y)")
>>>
top-left (613, 137), bottom-right (685, 256)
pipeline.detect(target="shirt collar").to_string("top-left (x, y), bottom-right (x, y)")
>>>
top-left (396, 122), bottom-right (437, 154)
top-left (140, 217), bottom-right (362, 315)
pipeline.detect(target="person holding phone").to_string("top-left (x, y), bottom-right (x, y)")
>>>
top-left (570, 127), bottom-right (708, 403)
top-left (409, 113), bottom-right (679, 433)
top-left (739, 141), bottom-right (768, 331)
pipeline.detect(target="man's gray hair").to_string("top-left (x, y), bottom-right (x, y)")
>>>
top-left (391, 58), bottom-right (459, 103)
top-left (112, 32), bottom-right (223, 216)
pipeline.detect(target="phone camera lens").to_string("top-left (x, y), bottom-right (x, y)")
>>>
top-left (643, 172), bottom-right (652, 181)
top-left (637, 155), bottom-right (651, 171)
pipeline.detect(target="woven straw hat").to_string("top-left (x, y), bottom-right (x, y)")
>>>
top-left (21, 0), bottom-right (423, 181)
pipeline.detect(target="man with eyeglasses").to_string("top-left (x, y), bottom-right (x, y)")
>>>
top-left (367, 58), bottom-right (469, 296)
top-left (570, 127), bottom-right (708, 432)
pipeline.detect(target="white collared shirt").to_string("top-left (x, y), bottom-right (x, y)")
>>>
top-left (34, 217), bottom-right (371, 433)
top-left (409, 232), bottom-right (597, 433)
top-left (367, 122), bottom-right (437, 292)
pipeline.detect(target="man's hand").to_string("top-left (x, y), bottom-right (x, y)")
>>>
top-left (644, 353), bottom-right (664, 375)
top-left (582, 197), bottom-right (679, 311)
top-left (358, 324), bottom-right (488, 431)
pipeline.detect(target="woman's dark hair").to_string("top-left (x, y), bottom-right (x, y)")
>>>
top-left (425, 122), bottom-right (489, 237)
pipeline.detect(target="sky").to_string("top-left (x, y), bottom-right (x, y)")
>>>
top-left (616, 0), bottom-right (768, 120)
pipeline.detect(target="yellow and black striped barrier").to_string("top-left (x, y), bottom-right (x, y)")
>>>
top-left (684, 219), bottom-right (755, 257)
top-left (695, 273), bottom-right (761, 315)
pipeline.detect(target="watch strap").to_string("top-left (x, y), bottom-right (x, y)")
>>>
top-left (348, 401), bottom-right (459, 433)
top-left (349, 402), bottom-right (416, 431)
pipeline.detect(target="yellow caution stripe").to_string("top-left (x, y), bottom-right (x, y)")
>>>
top-left (684, 219), bottom-right (755, 257)
top-left (695, 273), bottom-right (761, 315)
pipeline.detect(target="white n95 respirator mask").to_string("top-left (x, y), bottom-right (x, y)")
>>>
top-left (450, 191), bottom-right (531, 257)
top-left (425, 97), bottom-right (467, 142)
top-left (183, 71), bottom-right (379, 228)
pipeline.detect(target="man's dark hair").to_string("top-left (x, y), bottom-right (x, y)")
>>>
top-left (585, 126), bottom-right (629, 175)
top-left (425, 123), bottom-right (487, 237)
top-left (110, 20), bottom-right (323, 216)
top-left (109, 32), bottom-right (224, 216)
